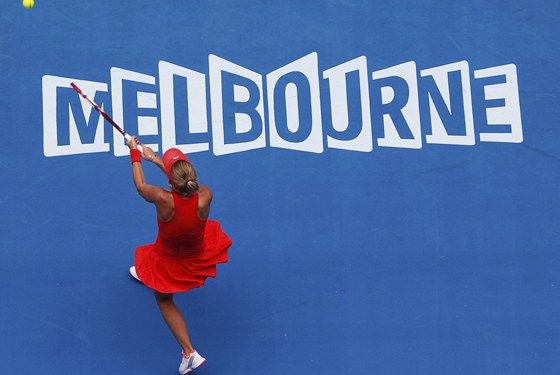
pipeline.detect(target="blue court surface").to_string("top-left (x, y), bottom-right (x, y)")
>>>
top-left (1, 1), bottom-right (559, 374)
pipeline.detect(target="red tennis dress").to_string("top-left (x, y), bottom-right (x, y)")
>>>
top-left (134, 192), bottom-right (232, 294)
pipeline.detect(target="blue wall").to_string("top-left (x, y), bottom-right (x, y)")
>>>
top-left (1, 1), bottom-right (559, 374)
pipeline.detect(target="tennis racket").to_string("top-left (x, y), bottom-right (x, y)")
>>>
top-left (70, 82), bottom-right (143, 153)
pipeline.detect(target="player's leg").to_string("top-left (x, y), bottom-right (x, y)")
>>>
top-left (153, 291), bottom-right (206, 373)
top-left (153, 291), bottom-right (193, 354)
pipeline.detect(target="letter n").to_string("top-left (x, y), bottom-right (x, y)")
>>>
top-left (420, 61), bottom-right (475, 145)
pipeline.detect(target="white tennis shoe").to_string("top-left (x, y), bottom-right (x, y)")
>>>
top-left (129, 266), bottom-right (141, 282)
top-left (179, 350), bottom-right (206, 374)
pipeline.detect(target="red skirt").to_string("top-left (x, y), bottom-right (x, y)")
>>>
top-left (134, 220), bottom-right (232, 293)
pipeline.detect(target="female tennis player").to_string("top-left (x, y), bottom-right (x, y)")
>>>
top-left (126, 137), bottom-right (232, 374)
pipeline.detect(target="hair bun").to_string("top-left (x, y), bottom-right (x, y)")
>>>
top-left (170, 161), bottom-right (199, 197)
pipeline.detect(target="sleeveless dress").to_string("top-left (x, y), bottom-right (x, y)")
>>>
top-left (134, 191), bottom-right (232, 294)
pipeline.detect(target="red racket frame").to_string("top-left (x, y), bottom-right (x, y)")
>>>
top-left (70, 82), bottom-right (143, 152)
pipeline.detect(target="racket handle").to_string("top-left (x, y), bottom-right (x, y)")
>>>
top-left (124, 133), bottom-right (144, 153)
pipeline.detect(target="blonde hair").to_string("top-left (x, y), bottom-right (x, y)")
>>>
top-left (170, 160), bottom-right (199, 197)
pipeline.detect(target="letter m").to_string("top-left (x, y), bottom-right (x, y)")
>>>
top-left (43, 76), bottom-right (110, 157)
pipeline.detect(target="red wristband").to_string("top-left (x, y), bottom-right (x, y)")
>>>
top-left (130, 149), bottom-right (142, 164)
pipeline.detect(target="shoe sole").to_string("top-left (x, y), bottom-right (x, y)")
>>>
top-left (183, 358), bottom-right (206, 374)
top-left (129, 266), bottom-right (141, 282)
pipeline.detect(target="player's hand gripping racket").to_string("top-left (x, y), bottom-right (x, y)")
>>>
top-left (70, 82), bottom-right (143, 153)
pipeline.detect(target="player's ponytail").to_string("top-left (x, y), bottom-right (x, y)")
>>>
top-left (170, 160), bottom-right (199, 197)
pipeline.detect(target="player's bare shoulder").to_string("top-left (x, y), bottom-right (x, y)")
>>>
top-left (198, 184), bottom-right (213, 205)
top-left (196, 185), bottom-right (212, 220)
